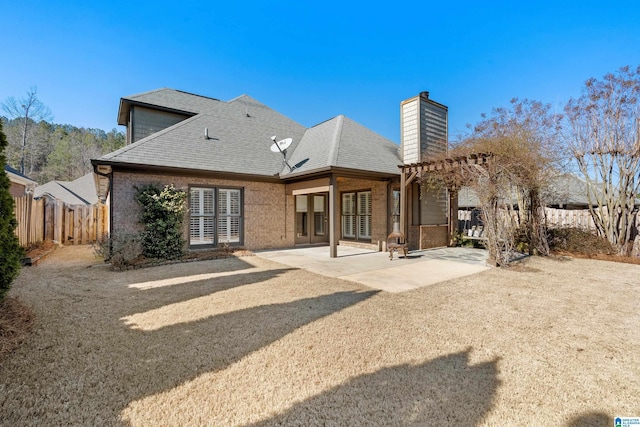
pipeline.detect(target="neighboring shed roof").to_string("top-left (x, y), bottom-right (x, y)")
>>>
top-left (102, 89), bottom-right (401, 179)
top-left (4, 164), bottom-right (37, 186)
top-left (34, 173), bottom-right (99, 205)
top-left (457, 173), bottom-right (640, 209)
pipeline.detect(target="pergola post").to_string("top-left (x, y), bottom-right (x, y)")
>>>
top-left (400, 169), bottom-right (407, 239)
top-left (449, 189), bottom-right (459, 246)
top-left (400, 167), bottom-right (418, 246)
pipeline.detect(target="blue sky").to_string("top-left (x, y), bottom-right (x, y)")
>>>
top-left (1, 1), bottom-right (639, 143)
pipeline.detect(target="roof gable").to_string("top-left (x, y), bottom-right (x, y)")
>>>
top-left (118, 88), bottom-right (221, 125)
top-left (283, 115), bottom-right (401, 177)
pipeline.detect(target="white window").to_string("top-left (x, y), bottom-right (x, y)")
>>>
top-left (357, 191), bottom-right (372, 239)
top-left (342, 193), bottom-right (356, 238)
top-left (342, 191), bottom-right (371, 240)
top-left (218, 189), bottom-right (241, 243)
top-left (190, 188), bottom-right (215, 245)
top-left (190, 187), bottom-right (242, 246)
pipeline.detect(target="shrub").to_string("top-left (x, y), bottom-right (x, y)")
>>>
top-left (93, 231), bottom-right (142, 268)
top-left (135, 184), bottom-right (186, 260)
top-left (548, 227), bottom-right (615, 256)
top-left (0, 121), bottom-right (23, 303)
top-left (453, 230), bottom-right (485, 249)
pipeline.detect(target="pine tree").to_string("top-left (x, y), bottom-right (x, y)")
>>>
top-left (0, 120), bottom-right (23, 302)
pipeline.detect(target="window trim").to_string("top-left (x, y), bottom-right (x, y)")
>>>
top-left (189, 187), bottom-right (216, 246)
top-left (189, 185), bottom-right (244, 248)
top-left (341, 189), bottom-right (372, 242)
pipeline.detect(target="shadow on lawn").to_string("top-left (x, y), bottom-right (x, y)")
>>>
top-left (123, 266), bottom-right (299, 313)
top-left (248, 348), bottom-right (500, 426)
top-left (115, 288), bottom-right (379, 424)
top-left (109, 257), bottom-right (381, 420)
top-left (566, 412), bottom-right (612, 427)
top-left (1, 250), bottom-right (379, 426)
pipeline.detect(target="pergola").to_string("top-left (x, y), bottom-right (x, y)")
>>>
top-left (398, 153), bottom-right (492, 245)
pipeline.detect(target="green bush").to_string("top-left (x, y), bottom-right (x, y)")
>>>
top-left (548, 227), bottom-right (615, 256)
top-left (135, 184), bottom-right (186, 260)
top-left (0, 121), bottom-right (23, 302)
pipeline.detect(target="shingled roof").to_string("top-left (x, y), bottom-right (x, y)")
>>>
top-left (99, 88), bottom-right (401, 179)
top-left (284, 115), bottom-right (401, 177)
top-left (457, 173), bottom-right (640, 209)
top-left (117, 88), bottom-right (220, 124)
top-left (34, 173), bottom-right (99, 205)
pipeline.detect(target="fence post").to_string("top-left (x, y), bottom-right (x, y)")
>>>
top-left (54, 200), bottom-right (62, 245)
top-left (74, 206), bottom-right (81, 245)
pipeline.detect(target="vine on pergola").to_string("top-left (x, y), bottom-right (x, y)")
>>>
top-left (420, 99), bottom-right (564, 266)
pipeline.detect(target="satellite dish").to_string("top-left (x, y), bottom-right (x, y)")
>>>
top-left (270, 137), bottom-right (293, 153)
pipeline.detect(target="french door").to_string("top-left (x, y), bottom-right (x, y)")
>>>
top-left (295, 193), bottom-right (328, 245)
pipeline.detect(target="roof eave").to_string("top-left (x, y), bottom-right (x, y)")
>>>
top-left (6, 171), bottom-right (37, 187)
top-left (91, 159), bottom-right (284, 184)
top-left (280, 166), bottom-right (399, 182)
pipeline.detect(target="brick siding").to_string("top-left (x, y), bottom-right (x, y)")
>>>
top-left (111, 171), bottom-right (294, 251)
top-left (111, 171), bottom-right (393, 252)
top-left (337, 178), bottom-right (389, 248)
top-left (409, 225), bottom-right (448, 250)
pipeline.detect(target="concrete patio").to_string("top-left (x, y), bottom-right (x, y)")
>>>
top-left (255, 245), bottom-right (491, 293)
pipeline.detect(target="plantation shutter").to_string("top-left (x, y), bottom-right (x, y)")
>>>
top-left (218, 189), bottom-right (241, 243)
top-left (342, 193), bottom-right (356, 238)
top-left (357, 191), bottom-right (372, 239)
top-left (190, 188), bottom-right (215, 245)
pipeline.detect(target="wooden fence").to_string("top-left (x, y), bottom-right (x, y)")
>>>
top-left (544, 207), bottom-right (597, 230)
top-left (458, 207), bottom-right (638, 234)
top-left (12, 194), bottom-right (108, 247)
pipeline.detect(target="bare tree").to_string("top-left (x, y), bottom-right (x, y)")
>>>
top-left (2, 87), bottom-right (52, 175)
top-left (565, 66), bottom-right (640, 254)
top-left (468, 99), bottom-right (564, 257)
top-left (421, 99), bottom-right (563, 266)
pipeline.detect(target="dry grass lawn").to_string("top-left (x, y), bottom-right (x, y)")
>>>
top-left (0, 245), bottom-right (639, 426)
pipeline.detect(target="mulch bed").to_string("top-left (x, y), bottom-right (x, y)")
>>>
top-left (112, 248), bottom-right (254, 270)
top-left (552, 250), bottom-right (640, 265)
top-left (22, 240), bottom-right (58, 266)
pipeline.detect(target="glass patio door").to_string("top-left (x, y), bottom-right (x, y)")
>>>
top-left (311, 194), bottom-right (327, 243)
top-left (295, 193), bottom-right (328, 245)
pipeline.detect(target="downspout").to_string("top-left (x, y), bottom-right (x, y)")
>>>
top-left (92, 164), bottom-right (113, 238)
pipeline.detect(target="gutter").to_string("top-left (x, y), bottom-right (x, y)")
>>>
top-left (92, 161), bottom-right (112, 203)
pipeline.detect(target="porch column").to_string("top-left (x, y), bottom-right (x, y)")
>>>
top-left (329, 174), bottom-right (338, 258)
